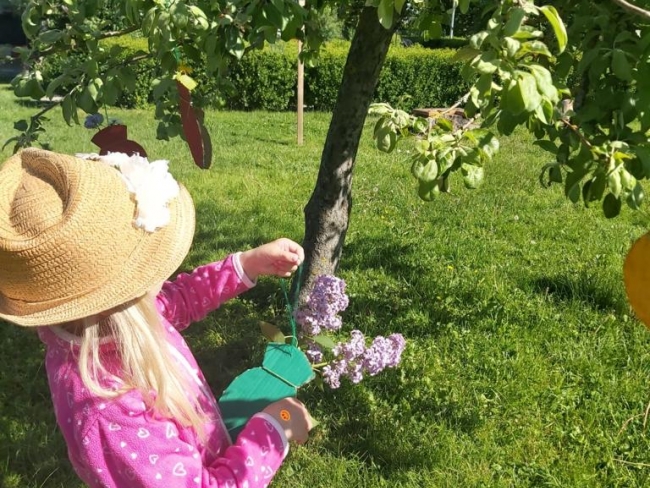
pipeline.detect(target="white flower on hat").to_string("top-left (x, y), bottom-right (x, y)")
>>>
top-left (76, 152), bottom-right (180, 233)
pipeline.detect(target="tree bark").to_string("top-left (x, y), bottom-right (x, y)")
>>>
top-left (298, 7), bottom-right (400, 299)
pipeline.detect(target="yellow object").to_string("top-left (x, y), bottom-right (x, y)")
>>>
top-left (624, 232), bottom-right (650, 328)
top-left (175, 72), bottom-right (198, 91)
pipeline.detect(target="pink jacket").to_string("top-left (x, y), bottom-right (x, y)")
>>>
top-left (38, 254), bottom-right (288, 488)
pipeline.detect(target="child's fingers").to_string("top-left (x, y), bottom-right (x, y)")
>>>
top-left (279, 239), bottom-right (305, 263)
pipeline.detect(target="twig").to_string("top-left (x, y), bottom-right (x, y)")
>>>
top-left (460, 116), bottom-right (477, 131)
top-left (97, 26), bottom-right (140, 40)
top-left (33, 26), bottom-right (141, 59)
top-left (613, 458), bottom-right (650, 468)
top-left (560, 117), bottom-right (593, 149)
top-left (610, 0), bottom-right (650, 20)
top-left (618, 413), bottom-right (644, 436)
top-left (439, 92), bottom-right (471, 118)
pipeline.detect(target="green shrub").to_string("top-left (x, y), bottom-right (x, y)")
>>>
top-left (40, 37), bottom-right (469, 112)
top-left (227, 49), bottom-right (296, 111)
top-left (416, 37), bottom-right (470, 49)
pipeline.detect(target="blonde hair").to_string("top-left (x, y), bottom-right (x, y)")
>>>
top-left (76, 294), bottom-right (209, 438)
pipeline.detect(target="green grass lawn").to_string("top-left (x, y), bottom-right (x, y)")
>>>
top-left (2, 84), bottom-right (650, 487)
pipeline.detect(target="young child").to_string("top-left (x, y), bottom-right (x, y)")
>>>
top-left (0, 148), bottom-right (314, 488)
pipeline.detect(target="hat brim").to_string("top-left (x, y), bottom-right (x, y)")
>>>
top-left (0, 184), bottom-right (195, 327)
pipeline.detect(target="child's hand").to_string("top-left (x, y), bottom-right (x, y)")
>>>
top-left (262, 397), bottom-right (315, 444)
top-left (240, 238), bottom-right (304, 281)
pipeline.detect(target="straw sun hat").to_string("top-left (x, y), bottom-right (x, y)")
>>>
top-left (0, 148), bottom-right (195, 327)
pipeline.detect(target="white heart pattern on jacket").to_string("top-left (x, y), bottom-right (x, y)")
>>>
top-left (166, 423), bottom-right (178, 439)
top-left (108, 422), bottom-right (121, 431)
top-left (172, 462), bottom-right (187, 476)
top-left (245, 456), bottom-right (254, 467)
top-left (261, 465), bottom-right (273, 479)
top-left (149, 454), bottom-right (159, 465)
top-left (137, 428), bottom-right (150, 439)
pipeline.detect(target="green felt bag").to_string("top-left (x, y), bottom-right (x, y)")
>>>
top-left (218, 342), bottom-right (315, 438)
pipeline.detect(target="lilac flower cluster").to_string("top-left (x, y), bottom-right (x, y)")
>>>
top-left (295, 275), bottom-right (349, 336)
top-left (84, 113), bottom-right (104, 129)
top-left (294, 274), bottom-right (406, 390)
top-left (321, 330), bottom-right (406, 389)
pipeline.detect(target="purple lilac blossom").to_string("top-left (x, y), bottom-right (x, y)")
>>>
top-left (84, 113), bottom-right (104, 129)
top-left (345, 362), bottom-right (364, 384)
top-left (295, 275), bottom-right (349, 336)
top-left (361, 333), bottom-right (406, 376)
top-left (322, 360), bottom-right (348, 389)
top-left (332, 330), bottom-right (366, 361)
top-left (304, 341), bottom-right (324, 364)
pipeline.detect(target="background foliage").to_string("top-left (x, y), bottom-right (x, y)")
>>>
top-left (39, 38), bottom-right (468, 112)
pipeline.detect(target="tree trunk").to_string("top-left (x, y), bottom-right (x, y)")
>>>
top-left (298, 7), bottom-right (399, 299)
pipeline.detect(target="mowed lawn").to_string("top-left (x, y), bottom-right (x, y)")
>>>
top-left (2, 83), bottom-right (650, 487)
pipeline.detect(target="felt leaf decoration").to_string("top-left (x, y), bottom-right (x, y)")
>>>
top-left (218, 343), bottom-right (315, 438)
top-left (91, 124), bottom-right (147, 158)
top-left (175, 72), bottom-right (198, 91)
top-left (177, 80), bottom-right (213, 169)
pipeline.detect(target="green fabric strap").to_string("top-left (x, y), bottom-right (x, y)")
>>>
top-left (279, 264), bottom-right (302, 347)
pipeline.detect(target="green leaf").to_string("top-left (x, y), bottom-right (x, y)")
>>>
top-left (13, 120), bottom-right (28, 132)
top-left (458, 0), bottom-right (470, 14)
top-left (103, 78), bottom-right (119, 106)
top-left (263, 3), bottom-right (285, 30)
top-left (534, 140), bottom-right (558, 154)
top-left (608, 170), bottom-right (622, 198)
top-left (312, 335), bottom-right (337, 350)
top-left (61, 95), bottom-right (75, 126)
top-left (469, 31), bottom-right (489, 50)
top-left (394, 0), bottom-right (406, 14)
top-left (377, 0), bottom-right (395, 29)
top-left (37, 29), bottom-right (63, 45)
top-left (539, 5), bottom-right (567, 54)
top-left (77, 88), bottom-right (97, 114)
top-left (411, 158), bottom-right (439, 183)
top-left (583, 175), bottom-right (606, 205)
top-left (627, 183), bottom-right (645, 210)
top-left (518, 71), bottom-right (542, 113)
top-left (620, 168), bottom-right (637, 191)
top-left (152, 77), bottom-right (174, 100)
top-left (504, 37), bottom-right (521, 58)
top-left (473, 51), bottom-right (500, 75)
top-left (260, 322), bottom-right (286, 343)
top-left (461, 164), bottom-right (484, 189)
top-left (612, 49), bottom-right (633, 81)
top-left (512, 26), bottom-right (544, 40)
top-left (376, 124), bottom-right (396, 153)
top-left (528, 64), bottom-right (559, 103)
top-left (602, 193), bottom-right (621, 219)
top-left (518, 41), bottom-right (553, 59)
top-left (452, 46), bottom-right (481, 62)
top-left (436, 117), bottom-right (454, 132)
top-left (418, 179), bottom-right (440, 201)
top-left (45, 73), bottom-right (71, 100)
top-left (503, 8), bottom-right (526, 37)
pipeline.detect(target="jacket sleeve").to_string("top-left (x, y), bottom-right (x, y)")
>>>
top-left (79, 405), bottom-right (288, 488)
top-left (156, 253), bottom-right (256, 331)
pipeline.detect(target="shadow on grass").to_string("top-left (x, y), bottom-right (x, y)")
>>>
top-left (529, 273), bottom-right (627, 314)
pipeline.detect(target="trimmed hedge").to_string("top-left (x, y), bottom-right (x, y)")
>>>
top-left (42, 37), bottom-right (469, 111)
